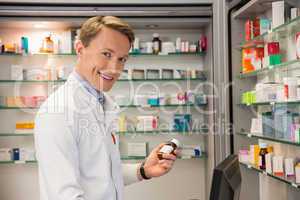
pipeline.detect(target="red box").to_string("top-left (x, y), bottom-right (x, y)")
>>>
top-left (253, 17), bottom-right (260, 37)
top-left (245, 20), bottom-right (252, 41)
top-left (267, 42), bottom-right (280, 55)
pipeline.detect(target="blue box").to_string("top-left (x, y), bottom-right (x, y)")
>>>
top-left (12, 148), bottom-right (20, 161)
top-left (173, 114), bottom-right (191, 132)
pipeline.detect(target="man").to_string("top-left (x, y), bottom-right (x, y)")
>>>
top-left (34, 16), bottom-right (178, 200)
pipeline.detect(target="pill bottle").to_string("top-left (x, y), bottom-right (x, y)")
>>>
top-left (259, 143), bottom-right (268, 170)
top-left (42, 34), bottom-right (54, 53)
top-left (157, 138), bottom-right (180, 160)
top-left (152, 33), bottom-right (161, 54)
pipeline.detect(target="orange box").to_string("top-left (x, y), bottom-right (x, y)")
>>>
top-left (6, 97), bottom-right (16, 107)
top-left (242, 47), bottom-right (264, 73)
top-left (16, 122), bottom-right (35, 130)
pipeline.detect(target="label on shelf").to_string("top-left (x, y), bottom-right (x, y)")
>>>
top-left (14, 160), bottom-right (26, 164)
top-left (291, 183), bottom-right (298, 188)
top-left (247, 133), bottom-right (252, 138)
top-left (247, 164), bottom-right (252, 169)
top-left (262, 171), bottom-right (267, 176)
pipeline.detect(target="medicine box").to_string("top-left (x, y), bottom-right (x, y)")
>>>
top-left (284, 158), bottom-right (295, 177)
top-left (273, 156), bottom-right (284, 177)
top-left (132, 69), bottom-right (144, 79)
top-left (11, 65), bottom-right (23, 80)
top-left (146, 69), bottom-right (160, 80)
top-left (272, 1), bottom-right (285, 28)
top-left (162, 69), bottom-right (173, 79)
top-left (296, 164), bottom-right (300, 183)
top-left (0, 148), bottom-right (12, 161)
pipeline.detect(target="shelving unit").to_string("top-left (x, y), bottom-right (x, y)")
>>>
top-left (231, 1), bottom-right (300, 200)
top-left (0, 11), bottom-right (215, 200)
top-left (0, 129), bottom-right (208, 137)
top-left (239, 162), bottom-right (300, 189)
top-left (0, 154), bottom-right (207, 165)
top-left (237, 132), bottom-right (300, 147)
top-left (0, 52), bottom-right (205, 57)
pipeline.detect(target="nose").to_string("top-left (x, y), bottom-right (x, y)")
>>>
top-left (106, 58), bottom-right (123, 75)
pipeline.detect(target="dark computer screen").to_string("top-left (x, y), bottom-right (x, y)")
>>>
top-left (209, 154), bottom-right (242, 200)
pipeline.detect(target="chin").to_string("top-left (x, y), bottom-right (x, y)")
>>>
top-left (101, 85), bottom-right (113, 92)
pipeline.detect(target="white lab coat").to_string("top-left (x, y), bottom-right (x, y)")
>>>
top-left (34, 73), bottom-right (141, 200)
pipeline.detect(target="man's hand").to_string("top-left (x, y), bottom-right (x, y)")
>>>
top-left (139, 143), bottom-right (179, 180)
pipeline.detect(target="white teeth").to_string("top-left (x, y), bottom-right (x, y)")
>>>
top-left (98, 71), bottom-right (113, 80)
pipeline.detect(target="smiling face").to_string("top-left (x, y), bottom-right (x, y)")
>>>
top-left (75, 26), bottom-right (130, 92)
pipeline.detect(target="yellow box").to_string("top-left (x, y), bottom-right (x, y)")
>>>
top-left (250, 145), bottom-right (260, 166)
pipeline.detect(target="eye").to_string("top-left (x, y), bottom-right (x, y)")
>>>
top-left (119, 57), bottom-right (128, 64)
top-left (102, 52), bottom-right (112, 58)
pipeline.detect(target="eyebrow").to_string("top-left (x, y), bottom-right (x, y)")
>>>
top-left (103, 48), bottom-right (129, 58)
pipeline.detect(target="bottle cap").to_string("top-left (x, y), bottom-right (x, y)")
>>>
top-left (153, 33), bottom-right (159, 38)
top-left (170, 138), bottom-right (180, 148)
top-left (259, 143), bottom-right (268, 149)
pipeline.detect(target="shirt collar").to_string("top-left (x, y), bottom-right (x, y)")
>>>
top-left (72, 71), bottom-right (105, 105)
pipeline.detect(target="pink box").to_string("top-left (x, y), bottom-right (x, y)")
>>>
top-left (296, 32), bottom-right (300, 59)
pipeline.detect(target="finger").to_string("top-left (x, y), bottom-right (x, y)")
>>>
top-left (174, 149), bottom-right (182, 156)
top-left (160, 153), bottom-right (177, 161)
top-left (153, 143), bottom-right (167, 152)
top-left (159, 159), bottom-right (174, 166)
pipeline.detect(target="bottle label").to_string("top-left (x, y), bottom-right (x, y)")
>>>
top-left (153, 42), bottom-right (159, 51)
top-left (159, 145), bottom-right (173, 154)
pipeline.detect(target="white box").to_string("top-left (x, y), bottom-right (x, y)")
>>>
top-left (19, 148), bottom-right (35, 161)
top-left (284, 158), bottom-right (295, 177)
top-left (11, 65), bottom-right (23, 80)
top-left (127, 142), bottom-right (147, 157)
top-left (266, 153), bottom-right (273, 174)
top-left (136, 116), bottom-right (158, 131)
top-left (296, 164), bottom-right (300, 183)
top-left (273, 156), bottom-right (284, 176)
top-left (272, 1), bottom-right (285, 28)
top-left (250, 118), bottom-right (263, 133)
top-left (0, 148), bottom-right (11, 161)
top-left (291, 8), bottom-right (299, 20)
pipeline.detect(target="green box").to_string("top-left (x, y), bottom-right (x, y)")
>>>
top-left (268, 54), bottom-right (282, 68)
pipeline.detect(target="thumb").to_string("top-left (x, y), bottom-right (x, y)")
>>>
top-left (153, 143), bottom-right (166, 153)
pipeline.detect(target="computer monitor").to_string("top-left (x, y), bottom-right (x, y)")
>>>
top-left (209, 154), bottom-right (242, 200)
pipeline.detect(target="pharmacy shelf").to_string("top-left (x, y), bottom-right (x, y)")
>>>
top-left (0, 103), bottom-right (207, 110)
top-left (0, 133), bottom-right (34, 137)
top-left (238, 15), bottom-right (300, 48)
top-left (0, 155), bottom-right (207, 165)
top-left (240, 162), bottom-right (300, 189)
top-left (239, 100), bottom-right (300, 107)
top-left (0, 52), bottom-right (205, 57)
top-left (116, 129), bottom-right (209, 135)
top-left (232, 0), bottom-right (272, 19)
top-left (119, 103), bottom-right (207, 108)
top-left (0, 160), bottom-right (37, 164)
top-left (239, 59), bottom-right (300, 78)
top-left (117, 77), bottom-right (207, 82)
top-left (237, 132), bottom-right (300, 147)
top-left (129, 52), bottom-right (206, 56)
top-left (0, 106), bottom-right (39, 110)
top-left (0, 129), bottom-right (209, 137)
top-left (0, 80), bottom-right (66, 83)
top-left (0, 77), bottom-right (206, 83)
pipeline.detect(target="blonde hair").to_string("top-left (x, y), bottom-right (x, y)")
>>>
top-left (79, 16), bottom-right (134, 47)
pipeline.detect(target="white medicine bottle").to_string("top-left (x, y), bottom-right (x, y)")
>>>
top-left (157, 138), bottom-right (180, 160)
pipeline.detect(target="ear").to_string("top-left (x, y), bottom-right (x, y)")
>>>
top-left (74, 40), bottom-right (85, 55)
